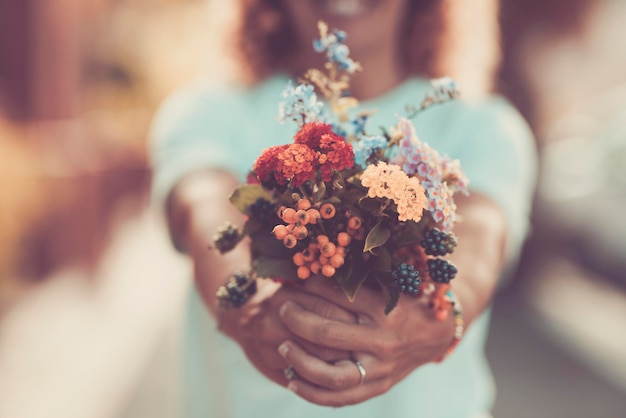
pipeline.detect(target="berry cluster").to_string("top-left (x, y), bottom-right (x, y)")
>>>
top-left (272, 199), bottom-right (366, 279)
top-left (427, 258), bottom-right (458, 284)
top-left (391, 263), bottom-right (421, 296)
top-left (249, 198), bottom-right (280, 223)
top-left (421, 228), bottom-right (457, 256)
top-left (216, 273), bottom-right (257, 309)
top-left (214, 223), bottom-right (241, 254)
top-left (292, 233), bottom-right (350, 279)
top-left (272, 198), bottom-right (321, 249)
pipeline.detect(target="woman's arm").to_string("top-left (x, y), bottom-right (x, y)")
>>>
top-left (276, 192), bottom-right (507, 406)
top-left (167, 169), bottom-right (356, 386)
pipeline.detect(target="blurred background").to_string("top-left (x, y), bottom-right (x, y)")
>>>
top-left (0, 0), bottom-right (624, 417)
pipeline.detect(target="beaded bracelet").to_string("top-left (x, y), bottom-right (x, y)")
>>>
top-left (435, 289), bottom-right (464, 363)
top-left (216, 272), bottom-right (257, 309)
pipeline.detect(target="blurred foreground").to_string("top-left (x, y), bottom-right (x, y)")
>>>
top-left (0, 1), bottom-right (625, 417)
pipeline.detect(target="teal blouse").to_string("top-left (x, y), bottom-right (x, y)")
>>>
top-left (150, 76), bottom-right (537, 418)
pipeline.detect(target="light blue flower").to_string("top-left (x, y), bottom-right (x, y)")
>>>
top-left (313, 29), bottom-right (359, 74)
top-left (430, 77), bottom-right (459, 98)
top-left (278, 82), bottom-right (324, 126)
top-left (353, 135), bottom-right (388, 168)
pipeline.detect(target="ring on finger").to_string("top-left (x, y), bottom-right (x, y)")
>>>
top-left (284, 365), bottom-right (298, 380)
top-left (353, 360), bottom-right (366, 385)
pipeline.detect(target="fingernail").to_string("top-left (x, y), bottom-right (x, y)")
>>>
top-left (278, 343), bottom-right (289, 357)
top-left (279, 301), bottom-right (290, 317)
top-left (288, 382), bottom-right (298, 393)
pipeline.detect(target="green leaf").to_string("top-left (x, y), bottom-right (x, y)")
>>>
top-left (312, 181), bottom-right (326, 202)
top-left (242, 218), bottom-right (263, 236)
top-left (363, 221), bottom-right (391, 253)
top-left (252, 256), bottom-right (298, 281)
top-left (370, 248), bottom-right (392, 272)
top-left (394, 220), bottom-right (428, 246)
top-left (334, 259), bottom-right (369, 302)
top-left (358, 197), bottom-right (386, 212)
top-left (229, 185), bottom-right (273, 214)
top-left (374, 274), bottom-right (400, 315)
top-left (249, 229), bottom-right (292, 258)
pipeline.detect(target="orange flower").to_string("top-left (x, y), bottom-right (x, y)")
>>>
top-left (276, 143), bottom-right (317, 186)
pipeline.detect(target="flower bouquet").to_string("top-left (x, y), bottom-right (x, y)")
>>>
top-left (215, 22), bottom-right (468, 318)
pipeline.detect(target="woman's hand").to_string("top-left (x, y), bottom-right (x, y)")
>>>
top-left (276, 193), bottom-right (507, 407)
top-left (276, 278), bottom-right (454, 406)
top-left (217, 279), bottom-right (358, 387)
top-left (168, 170), bottom-right (356, 387)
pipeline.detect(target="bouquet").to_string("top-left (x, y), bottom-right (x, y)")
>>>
top-left (215, 22), bottom-right (468, 318)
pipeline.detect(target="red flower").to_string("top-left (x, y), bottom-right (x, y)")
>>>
top-left (276, 144), bottom-right (317, 186)
top-left (318, 134), bottom-right (354, 181)
top-left (294, 123), bottom-right (336, 149)
top-left (253, 145), bottom-right (287, 185)
top-left (293, 123), bottom-right (354, 182)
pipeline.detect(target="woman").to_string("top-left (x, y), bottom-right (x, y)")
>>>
top-left (150, 0), bottom-right (537, 416)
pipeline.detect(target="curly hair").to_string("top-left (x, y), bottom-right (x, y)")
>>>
top-left (235, 0), bottom-right (501, 97)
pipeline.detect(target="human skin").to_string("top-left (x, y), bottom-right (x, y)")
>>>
top-left (167, 0), bottom-right (507, 406)
top-left (276, 193), bottom-right (506, 406)
top-left (169, 170), bottom-right (357, 387)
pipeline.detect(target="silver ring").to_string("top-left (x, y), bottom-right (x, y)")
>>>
top-left (354, 360), bottom-right (366, 385)
top-left (284, 365), bottom-right (298, 380)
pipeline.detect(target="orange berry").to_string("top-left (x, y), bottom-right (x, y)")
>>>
top-left (283, 234), bottom-right (297, 248)
top-left (310, 261), bottom-right (322, 275)
top-left (321, 264), bottom-right (336, 277)
top-left (293, 225), bottom-right (308, 240)
top-left (276, 206), bottom-right (287, 218)
top-left (286, 223), bottom-right (295, 233)
top-left (306, 208), bottom-right (321, 224)
top-left (337, 232), bottom-right (351, 247)
top-left (302, 248), bottom-right (316, 262)
top-left (435, 308), bottom-right (449, 321)
top-left (295, 210), bottom-right (310, 225)
top-left (335, 246), bottom-right (346, 256)
top-left (272, 225), bottom-right (288, 240)
top-left (281, 208), bottom-right (297, 223)
top-left (320, 242), bottom-right (337, 257)
top-left (330, 254), bottom-right (344, 268)
top-left (320, 203), bottom-right (336, 219)
top-left (318, 255), bottom-right (329, 265)
top-left (297, 266), bottom-right (311, 280)
top-left (292, 252), bottom-right (305, 266)
top-left (297, 198), bottom-right (312, 211)
top-left (434, 284), bottom-right (451, 297)
top-left (347, 216), bottom-right (362, 230)
top-left (316, 235), bottom-right (330, 245)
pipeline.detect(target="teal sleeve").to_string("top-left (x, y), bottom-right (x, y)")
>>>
top-left (149, 83), bottom-right (245, 209)
top-left (450, 97), bottom-right (538, 263)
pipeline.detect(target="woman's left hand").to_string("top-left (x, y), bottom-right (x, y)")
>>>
top-left (276, 278), bottom-right (455, 407)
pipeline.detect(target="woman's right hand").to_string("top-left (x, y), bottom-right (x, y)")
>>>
top-left (215, 279), bottom-right (357, 387)
top-left (170, 169), bottom-right (355, 387)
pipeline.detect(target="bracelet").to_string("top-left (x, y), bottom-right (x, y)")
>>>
top-left (216, 272), bottom-right (257, 309)
top-left (435, 289), bottom-right (464, 363)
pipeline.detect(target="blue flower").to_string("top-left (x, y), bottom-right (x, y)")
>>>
top-left (351, 114), bottom-right (370, 136)
top-left (430, 77), bottom-right (459, 99)
top-left (278, 82), bottom-right (324, 126)
top-left (353, 135), bottom-right (388, 168)
top-left (313, 28), bottom-right (359, 74)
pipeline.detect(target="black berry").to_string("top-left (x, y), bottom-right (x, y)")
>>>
top-left (427, 258), bottom-right (458, 284)
top-left (391, 263), bottom-right (421, 296)
top-left (421, 228), bottom-right (457, 256)
top-left (214, 223), bottom-right (241, 253)
top-left (249, 198), bottom-right (279, 223)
